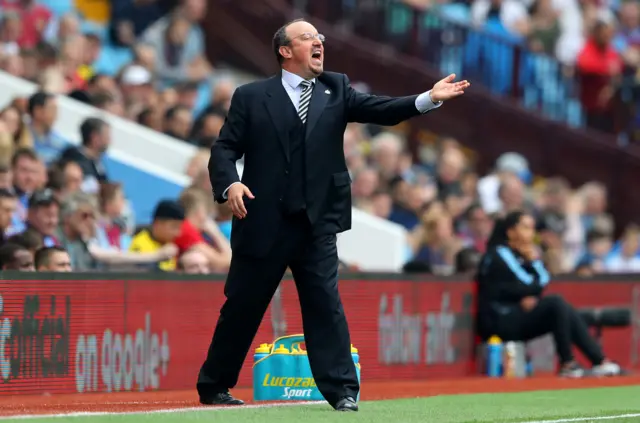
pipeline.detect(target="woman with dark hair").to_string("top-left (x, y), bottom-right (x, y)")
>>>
top-left (477, 210), bottom-right (621, 378)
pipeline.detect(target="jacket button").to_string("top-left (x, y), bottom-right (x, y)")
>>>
top-left (285, 170), bottom-right (289, 175)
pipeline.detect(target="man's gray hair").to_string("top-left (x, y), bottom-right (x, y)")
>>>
top-left (60, 191), bottom-right (98, 218)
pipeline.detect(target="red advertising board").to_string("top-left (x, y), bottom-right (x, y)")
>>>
top-left (0, 275), bottom-right (638, 395)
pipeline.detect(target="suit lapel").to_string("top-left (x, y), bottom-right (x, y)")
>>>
top-left (264, 76), bottom-right (295, 162)
top-left (305, 80), bottom-right (329, 141)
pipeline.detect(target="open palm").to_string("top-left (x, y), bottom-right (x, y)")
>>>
top-left (430, 73), bottom-right (471, 102)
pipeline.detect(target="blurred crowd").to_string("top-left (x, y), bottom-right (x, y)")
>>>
top-left (363, 0), bottom-right (640, 139)
top-left (0, 0), bottom-right (634, 276)
top-left (344, 123), bottom-right (638, 277)
top-left (0, 0), bottom-right (234, 274)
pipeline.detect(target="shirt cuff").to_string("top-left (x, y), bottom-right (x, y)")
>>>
top-left (222, 182), bottom-right (241, 199)
top-left (415, 90), bottom-right (443, 114)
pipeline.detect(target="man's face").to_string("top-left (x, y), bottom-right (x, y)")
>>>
top-left (0, 197), bottom-right (17, 230)
top-left (13, 157), bottom-right (39, 193)
top-left (40, 251), bottom-right (72, 272)
top-left (63, 162), bottom-right (83, 194)
top-left (180, 250), bottom-right (210, 274)
top-left (282, 21), bottom-right (324, 78)
top-left (34, 97), bottom-right (58, 129)
top-left (94, 125), bottom-right (112, 154)
top-left (28, 203), bottom-right (59, 236)
top-left (169, 109), bottom-right (192, 138)
top-left (153, 219), bottom-right (183, 244)
top-left (68, 206), bottom-right (97, 239)
top-left (5, 249), bottom-right (35, 271)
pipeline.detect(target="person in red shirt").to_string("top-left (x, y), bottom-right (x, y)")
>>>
top-left (0, 0), bottom-right (52, 49)
top-left (174, 187), bottom-right (231, 272)
top-left (576, 20), bottom-right (623, 134)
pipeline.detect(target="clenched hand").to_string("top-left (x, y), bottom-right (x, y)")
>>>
top-left (227, 183), bottom-right (255, 219)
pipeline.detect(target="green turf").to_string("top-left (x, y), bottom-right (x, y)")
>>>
top-left (6, 386), bottom-right (640, 423)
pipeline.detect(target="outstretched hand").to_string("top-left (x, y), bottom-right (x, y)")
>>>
top-left (430, 74), bottom-right (470, 102)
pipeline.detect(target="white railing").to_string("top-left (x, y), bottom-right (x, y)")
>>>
top-left (0, 71), bottom-right (408, 272)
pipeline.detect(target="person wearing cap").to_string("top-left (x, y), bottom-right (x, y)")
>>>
top-left (129, 199), bottom-right (183, 271)
top-left (119, 64), bottom-right (154, 106)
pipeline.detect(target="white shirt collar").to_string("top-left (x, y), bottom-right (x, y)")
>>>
top-left (281, 69), bottom-right (315, 89)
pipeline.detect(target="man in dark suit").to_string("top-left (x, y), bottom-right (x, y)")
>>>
top-left (198, 19), bottom-right (469, 411)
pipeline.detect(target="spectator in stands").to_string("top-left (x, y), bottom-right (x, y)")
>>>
top-left (388, 177), bottom-right (421, 230)
top-left (351, 167), bottom-right (380, 208)
top-left (142, 1), bottom-right (212, 88)
top-left (43, 12), bottom-right (80, 48)
top-left (10, 149), bottom-right (43, 230)
top-left (1, 0), bottom-right (52, 49)
top-left (209, 78), bottom-right (236, 112)
top-left (176, 187), bottom-right (231, 272)
top-left (0, 189), bottom-right (17, 245)
top-left (459, 203), bottom-right (493, 254)
top-left (7, 227), bottom-right (43, 256)
top-left (137, 106), bottom-right (164, 132)
top-left (91, 91), bottom-right (124, 117)
top-left (78, 34), bottom-right (102, 82)
top-left (577, 19), bottom-right (622, 134)
top-left (0, 242), bottom-right (34, 270)
top-left (604, 224), bottom-right (640, 273)
top-left (408, 205), bottom-right (463, 275)
top-left (455, 246), bottom-right (482, 274)
top-left (370, 132), bottom-right (403, 184)
top-left (177, 247), bottom-right (211, 274)
top-left (578, 181), bottom-right (611, 235)
top-left (109, 0), bottom-right (175, 47)
top-left (575, 228), bottom-right (613, 273)
top-left (129, 199), bottom-right (183, 271)
top-left (119, 64), bottom-right (155, 113)
top-left (476, 210), bottom-right (622, 377)
top-left (497, 173), bottom-right (527, 215)
top-left (478, 152), bottom-right (531, 215)
top-left (35, 245), bottom-right (72, 271)
top-left (10, 188), bottom-right (60, 247)
top-left (28, 91), bottom-right (66, 165)
top-left (54, 192), bottom-right (99, 270)
top-left (97, 182), bottom-right (128, 249)
top-left (164, 105), bottom-right (193, 142)
top-left (0, 105), bottom-right (32, 151)
top-left (436, 148), bottom-right (465, 200)
top-left (0, 11), bottom-right (21, 58)
top-left (60, 117), bottom-right (110, 193)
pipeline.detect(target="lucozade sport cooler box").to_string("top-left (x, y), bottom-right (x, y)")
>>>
top-left (253, 334), bottom-right (361, 401)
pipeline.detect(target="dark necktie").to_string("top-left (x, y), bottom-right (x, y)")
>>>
top-left (298, 80), bottom-right (313, 124)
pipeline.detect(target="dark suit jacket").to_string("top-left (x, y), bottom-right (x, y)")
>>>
top-left (209, 71), bottom-right (432, 257)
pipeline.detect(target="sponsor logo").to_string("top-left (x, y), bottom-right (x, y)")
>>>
top-left (0, 294), bottom-right (71, 382)
top-left (282, 387), bottom-right (312, 399)
top-left (75, 312), bottom-right (170, 393)
top-left (261, 373), bottom-right (316, 388)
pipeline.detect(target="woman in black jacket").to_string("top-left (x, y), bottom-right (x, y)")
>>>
top-left (476, 211), bottom-right (621, 377)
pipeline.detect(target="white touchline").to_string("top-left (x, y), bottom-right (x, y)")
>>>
top-left (519, 413), bottom-right (640, 423)
top-left (0, 401), bottom-right (326, 420)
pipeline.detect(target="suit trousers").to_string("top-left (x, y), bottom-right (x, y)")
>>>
top-left (196, 212), bottom-right (359, 407)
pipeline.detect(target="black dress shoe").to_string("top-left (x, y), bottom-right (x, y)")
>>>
top-left (199, 392), bottom-right (245, 406)
top-left (335, 396), bottom-right (358, 412)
